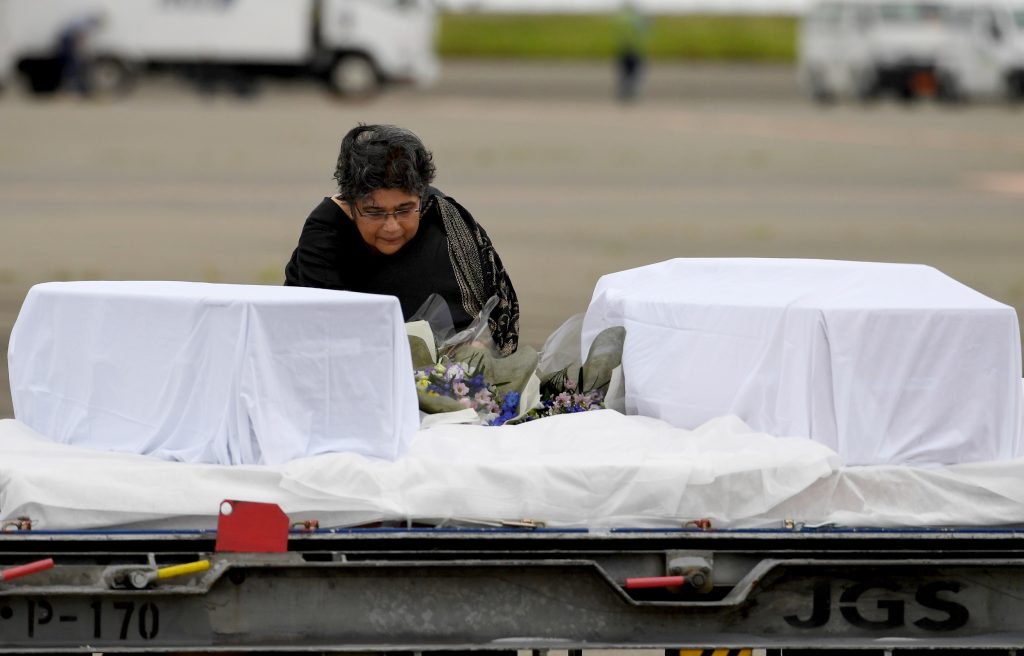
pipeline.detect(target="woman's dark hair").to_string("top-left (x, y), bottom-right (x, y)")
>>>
top-left (334, 124), bottom-right (436, 203)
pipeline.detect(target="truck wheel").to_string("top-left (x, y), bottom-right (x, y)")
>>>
top-left (852, 68), bottom-right (880, 103)
top-left (935, 70), bottom-right (965, 105)
top-left (807, 69), bottom-right (836, 105)
top-left (896, 82), bottom-right (919, 104)
top-left (328, 55), bottom-right (379, 98)
top-left (1006, 71), bottom-right (1024, 105)
top-left (88, 57), bottom-right (137, 97)
top-left (19, 59), bottom-right (63, 95)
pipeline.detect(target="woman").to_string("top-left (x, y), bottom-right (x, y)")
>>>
top-left (284, 124), bottom-right (519, 355)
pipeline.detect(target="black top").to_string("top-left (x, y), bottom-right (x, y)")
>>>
top-left (284, 196), bottom-right (473, 330)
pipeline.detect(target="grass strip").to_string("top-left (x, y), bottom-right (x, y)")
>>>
top-left (438, 13), bottom-right (799, 62)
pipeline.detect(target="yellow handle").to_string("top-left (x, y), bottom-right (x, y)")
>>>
top-left (156, 559), bottom-right (210, 580)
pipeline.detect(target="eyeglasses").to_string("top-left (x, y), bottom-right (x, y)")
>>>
top-left (354, 204), bottom-right (421, 223)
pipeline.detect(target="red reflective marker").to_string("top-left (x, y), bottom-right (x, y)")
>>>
top-left (1, 558), bottom-right (55, 582)
top-left (624, 575), bottom-right (686, 589)
top-left (215, 500), bottom-right (289, 553)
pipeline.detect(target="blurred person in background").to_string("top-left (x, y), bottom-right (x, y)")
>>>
top-left (616, 1), bottom-right (651, 102)
top-left (58, 12), bottom-right (105, 97)
top-left (284, 124), bottom-right (520, 354)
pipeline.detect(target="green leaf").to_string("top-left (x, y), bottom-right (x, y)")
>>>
top-left (408, 336), bottom-right (435, 370)
top-left (451, 343), bottom-right (540, 397)
top-left (581, 326), bottom-right (626, 392)
top-left (417, 389), bottom-right (467, 414)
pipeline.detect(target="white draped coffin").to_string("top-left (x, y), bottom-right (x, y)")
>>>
top-left (582, 259), bottom-right (1023, 466)
top-left (8, 281), bottom-right (419, 465)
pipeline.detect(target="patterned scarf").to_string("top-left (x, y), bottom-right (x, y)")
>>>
top-left (434, 195), bottom-right (520, 355)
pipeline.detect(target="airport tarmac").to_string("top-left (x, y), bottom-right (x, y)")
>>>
top-left (2, 61), bottom-right (1023, 419)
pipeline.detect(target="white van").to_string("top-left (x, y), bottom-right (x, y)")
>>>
top-left (798, 0), bottom-right (953, 102)
top-left (0, 0), bottom-right (439, 97)
top-left (937, 1), bottom-right (1024, 100)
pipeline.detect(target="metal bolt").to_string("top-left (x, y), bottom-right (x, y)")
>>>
top-left (129, 570), bottom-right (153, 589)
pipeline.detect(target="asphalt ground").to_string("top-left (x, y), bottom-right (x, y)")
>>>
top-left (2, 60), bottom-right (1023, 420)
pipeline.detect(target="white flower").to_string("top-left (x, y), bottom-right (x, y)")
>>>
top-left (445, 363), bottom-right (466, 381)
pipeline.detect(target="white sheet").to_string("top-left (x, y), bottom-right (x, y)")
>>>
top-left (582, 258), bottom-right (1023, 467)
top-left (7, 281), bottom-right (419, 465)
top-left (4, 414), bottom-right (1024, 531)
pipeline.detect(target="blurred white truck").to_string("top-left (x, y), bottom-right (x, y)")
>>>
top-left (938, 0), bottom-right (1024, 100)
top-left (0, 0), bottom-right (439, 96)
top-left (798, 0), bottom-right (952, 102)
top-left (798, 0), bottom-right (1024, 102)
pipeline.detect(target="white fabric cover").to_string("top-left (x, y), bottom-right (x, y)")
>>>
top-left (0, 413), bottom-right (838, 530)
top-left (3, 414), bottom-right (1024, 531)
top-left (7, 281), bottom-right (419, 465)
top-left (582, 258), bottom-right (1023, 467)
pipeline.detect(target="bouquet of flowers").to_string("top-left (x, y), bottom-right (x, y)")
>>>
top-left (408, 295), bottom-right (538, 426)
top-left (414, 355), bottom-right (523, 426)
top-left (408, 296), bottom-right (624, 427)
top-left (523, 375), bottom-right (606, 421)
top-left (517, 320), bottom-right (625, 423)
